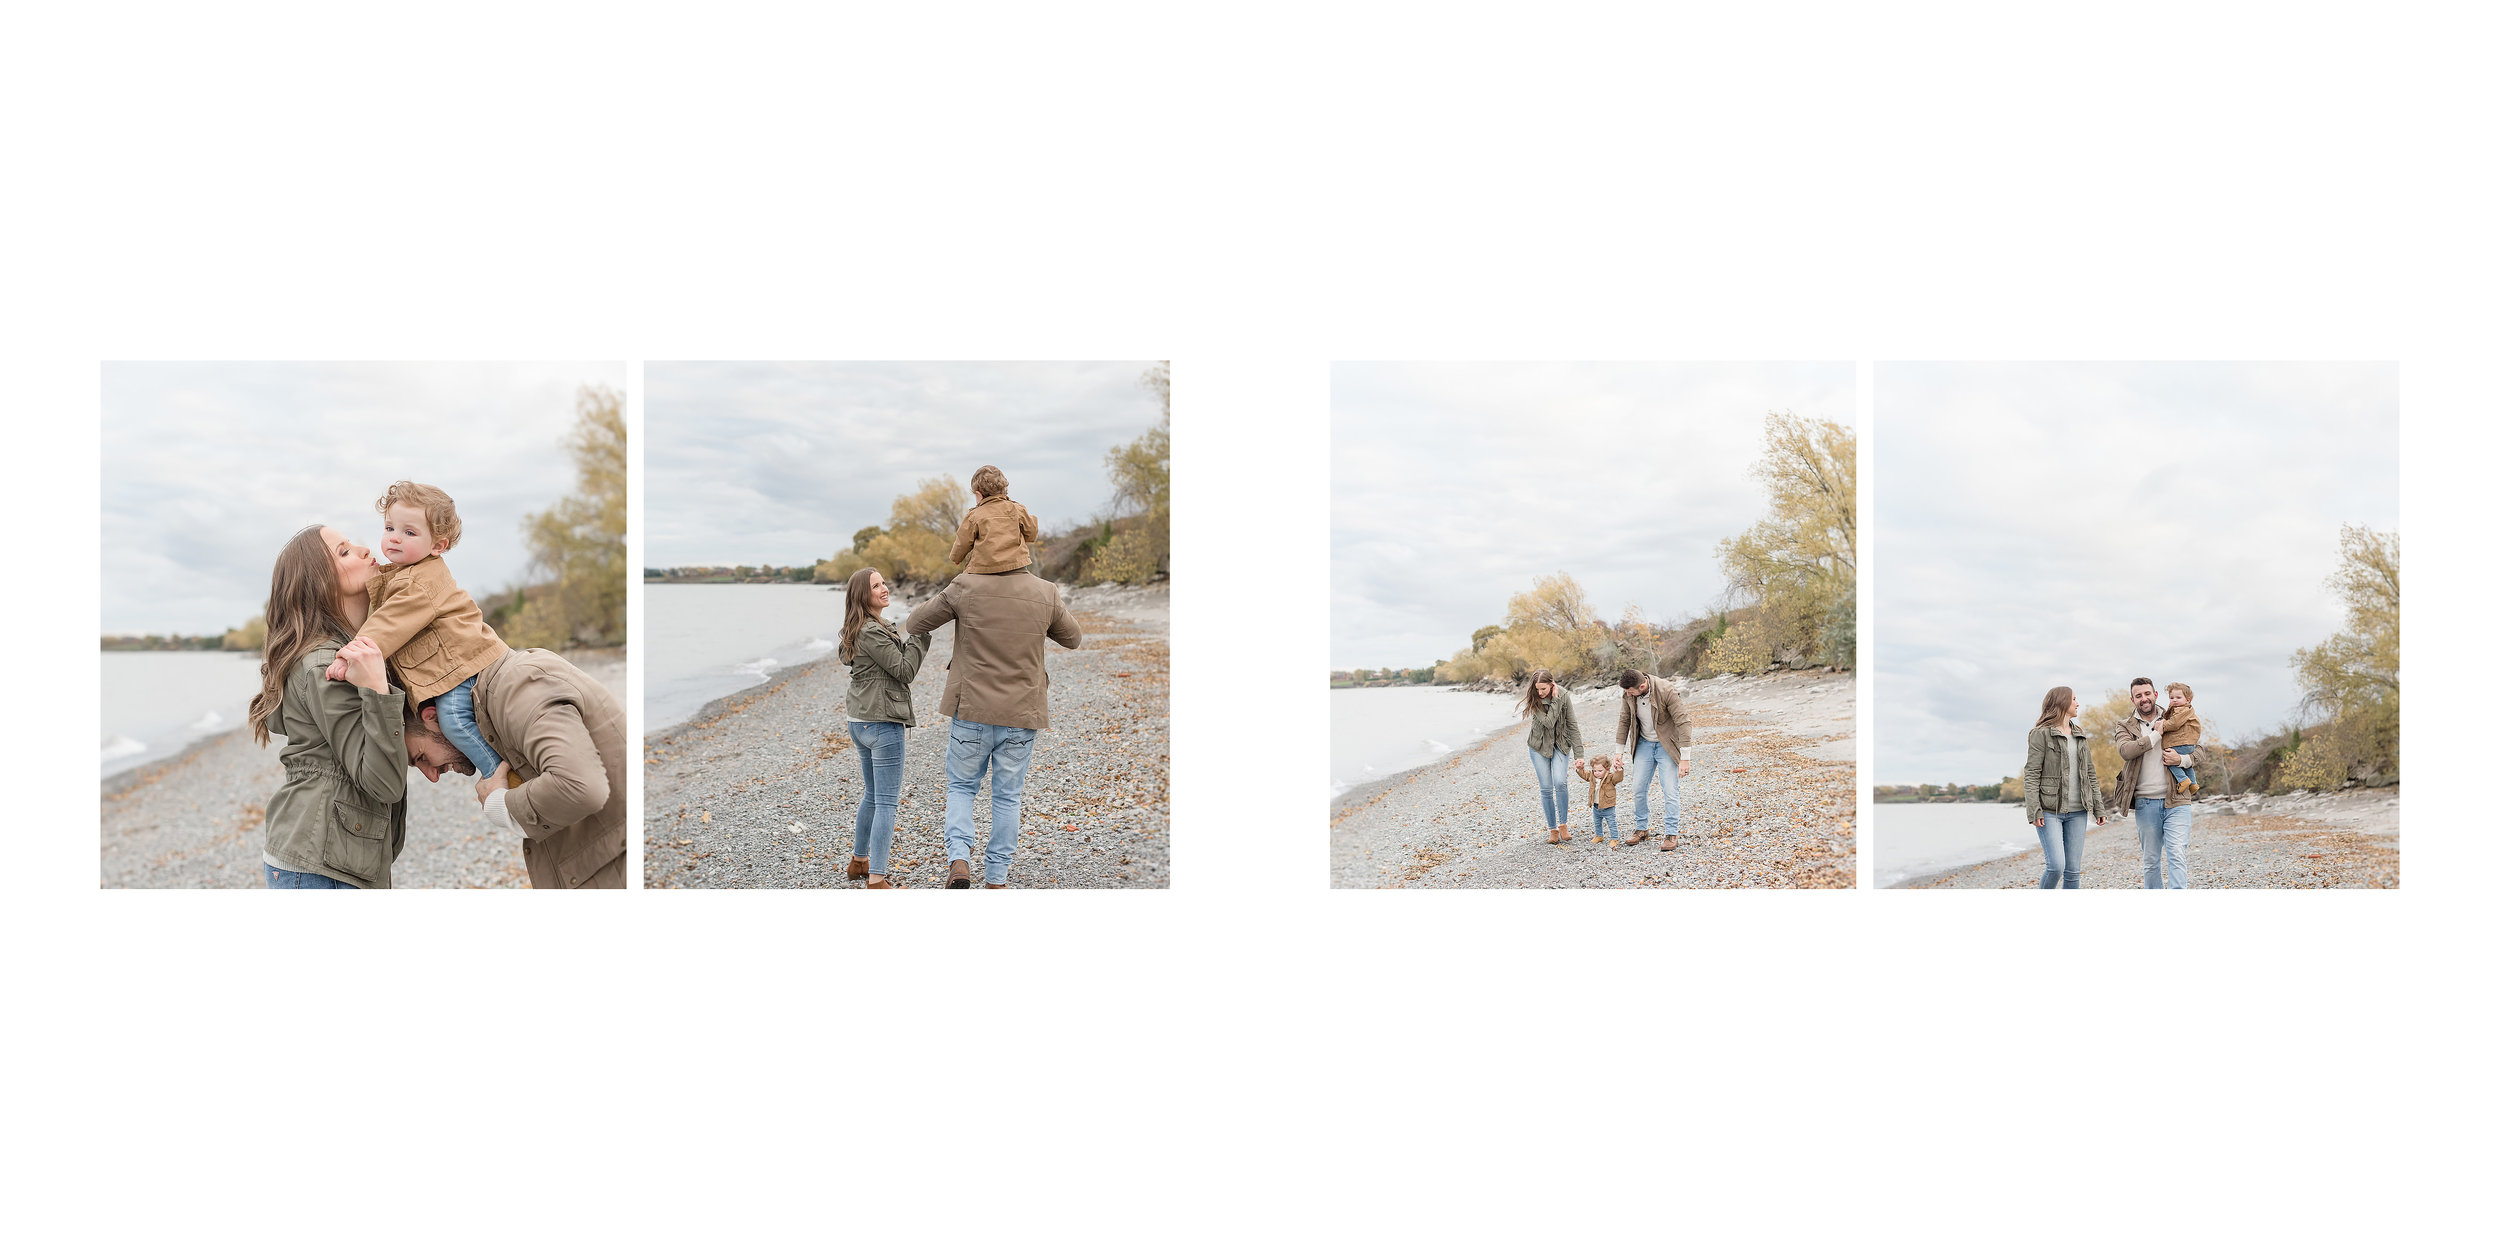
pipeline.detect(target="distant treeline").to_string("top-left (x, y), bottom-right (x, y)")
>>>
top-left (645, 565), bottom-right (817, 584)
top-left (103, 622), bottom-right (263, 652)
top-left (1331, 667), bottom-right (1437, 689)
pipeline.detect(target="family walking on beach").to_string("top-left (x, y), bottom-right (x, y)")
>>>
top-left (2024, 678), bottom-right (2203, 889)
top-left (839, 465), bottom-right (1082, 889)
top-left (1521, 667), bottom-right (1696, 850)
top-left (249, 482), bottom-right (627, 889)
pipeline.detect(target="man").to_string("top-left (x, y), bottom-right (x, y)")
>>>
top-left (906, 566), bottom-right (1083, 888)
top-left (1612, 669), bottom-right (1695, 850)
top-left (395, 643), bottom-right (628, 890)
top-left (2112, 676), bottom-right (2192, 889)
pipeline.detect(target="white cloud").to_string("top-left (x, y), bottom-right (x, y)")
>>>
top-left (1332, 361), bottom-right (1856, 669)
top-left (644, 361), bottom-right (1165, 567)
top-left (101, 362), bottom-right (624, 635)
top-left (1871, 362), bottom-right (2397, 783)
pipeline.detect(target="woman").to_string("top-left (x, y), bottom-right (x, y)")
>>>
top-left (246, 525), bottom-right (410, 889)
top-left (2022, 685), bottom-right (2108, 889)
top-left (1521, 668), bottom-right (1585, 844)
top-left (839, 567), bottom-right (930, 888)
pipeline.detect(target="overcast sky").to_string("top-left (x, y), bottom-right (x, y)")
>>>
top-left (1332, 361), bottom-right (1856, 670)
top-left (644, 361), bottom-right (1164, 567)
top-left (101, 361), bottom-right (623, 635)
top-left (1873, 362), bottom-right (2398, 784)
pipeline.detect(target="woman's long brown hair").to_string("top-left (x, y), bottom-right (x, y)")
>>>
top-left (2034, 685), bottom-right (2078, 732)
top-left (247, 525), bottom-right (358, 747)
top-left (838, 567), bottom-right (880, 663)
top-left (1518, 668), bottom-right (1558, 717)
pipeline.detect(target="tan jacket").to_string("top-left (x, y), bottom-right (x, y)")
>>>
top-left (1574, 756), bottom-right (1622, 809)
top-left (470, 648), bottom-right (627, 889)
top-left (903, 570), bottom-right (1082, 730)
top-left (2159, 703), bottom-right (2202, 749)
top-left (363, 554), bottom-right (510, 704)
top-left (1614, 672), bottom-right (1694, 764)
top-left (951, 495), bottom-right (1040, 574)
top-left (2112, 713), bottom-right (2188, 811)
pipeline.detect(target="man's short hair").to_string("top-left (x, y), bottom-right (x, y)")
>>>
top-left (970, 464), bottom-right (1008, 498)
top-left (1619, 669), bottom-right (1645, 690)
top-left (2130, 677), bottom-right (2156, 691)
top-left (2167, 681), bottom-right (2194, 700)
top-left (377, 480), bottom-right (464, 550)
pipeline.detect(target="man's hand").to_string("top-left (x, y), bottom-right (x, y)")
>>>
top-left (1677, 758), bottom-right (1691, 779)
top-left (2161, 748), bottom-right (2183, 767)
top-left (332, 637), bottom-right (388, 691)
top-left (474, 761), bottom-right (510, 805)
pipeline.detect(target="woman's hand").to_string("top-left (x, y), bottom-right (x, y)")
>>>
top-left (2094, 815), bottom-right (2106, 827)
top-left (2033, 817), bottom-right (2046, 827)
top-left (333, 637), bottom-right (389, 692)
top-left (474, 761), bottom-right (510, 805)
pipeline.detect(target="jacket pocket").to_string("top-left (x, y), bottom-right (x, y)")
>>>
top-left (398, 635), bottom-right (450, 688)
top-left (320, 797), bottom-right (391, 886)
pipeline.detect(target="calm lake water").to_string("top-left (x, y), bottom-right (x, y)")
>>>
top-left (1872, 801), bottom-right (2050, 887)
top-left (645, 582), bottom-right (848, 730)
top-left (101, 651), bottom-right (268, 777)
top-left (1330, 686), bottom-right (1535, 797)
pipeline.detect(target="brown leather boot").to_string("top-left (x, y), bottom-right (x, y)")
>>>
top-left (947, 860), bottom-right (972, 889)
top-left (846, 856), bottom-right (871, 880)
top-left (865, 877), bottom-right (900, 889)
top-left (1661, 834), bottom-right (1679, 851)
top-left (983, 883), bottom-right (1005, 889)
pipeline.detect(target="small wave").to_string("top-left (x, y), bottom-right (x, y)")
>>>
top-left (732, 657), bottom-right (783, 677)
top-left (1421, 737), bottom-right (1452, 756)
top-left (101, 735), bottom-right (147, 765)
top-left (802, 638), bottom-right (835, 653)
top-left (187, 709), bottom-right (226, 732)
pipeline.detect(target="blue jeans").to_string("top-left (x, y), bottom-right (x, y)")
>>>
top-left (2166, 743), bottom-right (2198, 786)
top-left (434, 676), bottom-right (503, 777)
top-left (848, 720), bottom-right (905, 874)
top-left (2134, 797), bottom-right (2192, 889)
top-left (1529, 747), bottom-right (1574, 828)
top-left (945, 718), bottom-right (1037, 886)
top-left (263, 864), bottom-right (357, 889)
top-left (1593, 806), bottom-right (1619, 839)
top-left (2035, 810), bottom-right (2088, 889)
top-left (1626, 738), bottom-right (1680, 839)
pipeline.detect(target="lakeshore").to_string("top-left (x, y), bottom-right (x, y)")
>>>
top-left (1329, 670), bottom-right (1856, 889)
top-left (98, 650), bottom-right (627, 889)
top-left (1896, 787), bottom-right (2399, 888)
top-left (642, 582), bottom-right (1170, 889)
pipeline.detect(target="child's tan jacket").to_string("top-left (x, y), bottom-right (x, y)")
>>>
top-left (951, 495), bottom-right (1040, 574)
top-left (1574, 757), bottom-right (1623, 809)
top-left (362, 554), bottom-right (510, 705)
top-left (2159, 703), bottom-right (2202, 750)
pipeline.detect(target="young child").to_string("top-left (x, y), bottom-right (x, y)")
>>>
top-left (325, 481), bottom-right (512, 781)
top-left (1573, 754), bottom-right (1625, 843)
top-left (2159, 681), bottom-right (2203, 796)
top-left (951, 464), bottom-right (1040, 574)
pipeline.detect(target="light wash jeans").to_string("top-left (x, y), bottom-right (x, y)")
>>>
top-left (2166, 743), bottom-right (2199, 787)
top-left (847, 720), bottom-right (905, 874)
top-left (263, 864), bottom-right (357, 889)
top-left (945, 718), bottom-right (1037, 886)
top-left (1529, 747), bottom-right (1574, 829)
top-left (2134, 797), bottom-right (2192, 889)
top-left (434, 676), bottom-right (503, 777)
top-left (2035, 810), bottom-right (2088, 889)
top-left (1592, 806), bottom-right (1619, 839)
top-left (1626, 738), bottom-right (1680, 839)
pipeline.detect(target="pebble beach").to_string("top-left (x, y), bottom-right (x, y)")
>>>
top-left (1900, 787), bottom-right (2399, 889)
top-left (642, 582), bottom-right (1170, 889)
top-left (1330, 670), bottom-right (1856, 889)
top-left (98, 650), bottom-right (627, 889)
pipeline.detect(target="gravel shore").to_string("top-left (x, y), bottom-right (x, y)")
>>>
top-left (642, 582), bottom-right (1170, 889)
top-left (1901, 787), bottom-right (2399, 889)
top-left (1330, 670), bottom-right (1856, 889)
top-left (99, 649), bottom-right (627, 889)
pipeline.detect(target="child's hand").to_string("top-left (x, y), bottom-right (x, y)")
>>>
top-left (324, 636), bottom-right (377, 682)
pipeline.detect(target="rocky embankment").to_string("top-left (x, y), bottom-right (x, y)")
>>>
top-left (1330, 670), bottom-right (1856, 889)
top-left (643, 583), bottom-right (1170, 889)
top-left (99, 650), bottom-right (627, 889)
top-left (1904, 787), bottom-right (2399, 888)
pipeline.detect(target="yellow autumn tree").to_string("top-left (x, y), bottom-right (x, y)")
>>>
top-left (1716, 413), bottom-right (1857, 667)
top-left (505, 384), bottom-right (627, 649)
top-left (2287, 524), bottom-right (2400, 783)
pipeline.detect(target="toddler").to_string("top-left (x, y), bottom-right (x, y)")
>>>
top-left (951, 464), bottom-right (1040, 574)
top-left (2159, 681), bottom-right (2203, 796)
top-left (1573, 754), bottom-right (1624, 843)
top-left (326, 481), bottom-right (512, 780)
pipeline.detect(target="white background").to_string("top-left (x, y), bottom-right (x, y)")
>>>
top-left (6, 3), bottom-right (2491, 1247)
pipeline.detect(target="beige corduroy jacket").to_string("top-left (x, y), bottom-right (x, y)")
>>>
top-left (950, 496), bottom-right (1041, 574)
top-left (470, 648), bottom-right (627, 889)
top-left (362, 553), bottom-right (509, 704)
top-left (903, 569), bottom-right (1082, 730)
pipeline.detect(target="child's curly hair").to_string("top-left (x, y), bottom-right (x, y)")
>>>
top-left (969, 464), bottom-right (1009, 499)
top-left (376, 480), bottom-right (463, 550)
top-left (2166, 681), bottom-right (2194, 702)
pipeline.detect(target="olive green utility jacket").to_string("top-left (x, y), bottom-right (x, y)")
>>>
top-left (1527, 693), bottom-right (1584, 759)
top-left (262, 639), bottom-right (411, 888)
top-left (844, 618), bottom-right (930, 726)
top-left (2022, 725), bottom-right (2108, 825)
